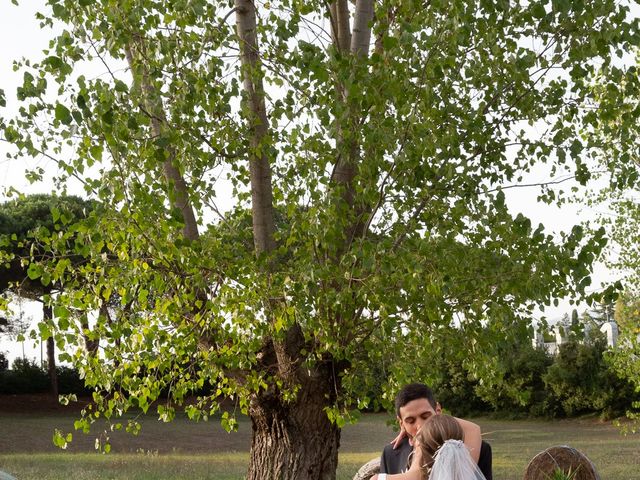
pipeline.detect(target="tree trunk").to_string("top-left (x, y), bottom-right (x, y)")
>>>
top-left (81, 304), bottom-right (104, 357)
top-left (43, 303), bottom-right (58, 398)
top-left (330, 1), bottom-right (351, 52)
top-left (234, 4), bottom-right (348, 478)
top-left (330, 0), bottom-right (375, 233)
top-left (235, 0), bottom-right (277, 256)
top-left (246, 370), bottom-right (341, 480)
top-left (351, 0), bottom-right (375, 56)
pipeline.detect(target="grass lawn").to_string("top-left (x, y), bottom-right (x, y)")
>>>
top-left (0, 398), bottom-right (638, 479)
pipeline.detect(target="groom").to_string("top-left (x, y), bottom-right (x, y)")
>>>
top-left (378, 383), bottom-right (492, 479)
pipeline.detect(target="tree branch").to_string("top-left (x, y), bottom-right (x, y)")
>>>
top-left (329, 1), bottom-right (351, 52)
top-left (351, 0), bottom-right (374, 55)
top-left (235, 0), bottom-right (277, 256)
top-left (124, 41), bottom-right (200, 241)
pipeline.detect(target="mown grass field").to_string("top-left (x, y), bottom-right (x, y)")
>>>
top-left (0, 397), bottom-right (638, 479)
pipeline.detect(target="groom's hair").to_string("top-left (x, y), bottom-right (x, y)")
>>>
top-left (395, 383), bottom-right (437, 416)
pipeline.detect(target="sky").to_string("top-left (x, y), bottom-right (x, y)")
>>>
top-left (0, 2), bottom-right (621, 366)
top-left (1, 2), bottom-right (57, 365)
top-left (1, 2), bottom-right (56, 193)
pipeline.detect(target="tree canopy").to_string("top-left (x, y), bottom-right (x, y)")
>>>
top-left (1, 1), bottom-right (639, 478)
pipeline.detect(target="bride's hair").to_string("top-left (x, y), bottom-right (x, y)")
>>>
top-left (415, 414), bottom-right (464, 475)
top-left (414, 415), bottom-right (485, 480)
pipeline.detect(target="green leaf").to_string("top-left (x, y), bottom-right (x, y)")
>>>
top-left (53, 429), bottom-right (70, 449)
top-left (44, 56), bottom-right (64, 70)
top-left (220, 411), bottom-right (238, 432)
top-left (27, 263), bottom-right (43, 280)
top-left (114, 80), bottom-right (128, 93)
top-left (90, 145), bottom-right (103, 161)
top-left (54, 103), bottom-right (73, 125)
top-left (531, 3), bottom-right (547, 19)
top-left (101, 109), bottom-right (114, 125)
top-left (382, 36), bottom-right (398, 50)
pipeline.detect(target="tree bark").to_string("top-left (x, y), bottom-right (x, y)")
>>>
top-left (235, 0), bottom-right (277, 255)
top-left (330, 1), bottom-right (352, 52)
top-left (81, 304), bottom-right (104, 357)
top-left (351, 0), bottom-right (375, 56)
top-left (234, 4), bottom-right (343, 478)
top-left (246, 365), bottom-right (341, 480)
top-left (43, 303), bottom-right (58, 399)
top-left (235, 4), bottom-right (343, 478)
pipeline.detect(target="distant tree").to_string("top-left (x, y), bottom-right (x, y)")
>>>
top-left (579, 37), bottom-right (640, 408)
top-left (608, 293), bottom-right (640, 419)
top-left (430, 349), bottom-right (492, 418)
top-left (486, 343), bottom-right (552, 417)
top-left (589, 301), bottom-right (615, 325)
top-left (0, 194), bottom-right (93, 397)
top-left (0, 351), bottom-right (8, 372)
top-left (571, 309), bottom-right (579, 326)
top-left (544, 331), bottom-right (637, 419)
top-left (613, 293), bottom-right (640, 337)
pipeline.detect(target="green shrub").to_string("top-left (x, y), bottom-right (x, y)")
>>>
top-left (0, 358), bottom-right (49, 394)
top-left (425, 331), bottom-right (636, 420)
top-left (477, 342), bottom-right (553, 417)
top-left (543, 335), bottom-right (637, 418)
top-left (0, 359), bottom-right (90, 395)
top-left (57, 366), bottom-right (91, 396)
top-left (431, 355), bottom-right (492, 417)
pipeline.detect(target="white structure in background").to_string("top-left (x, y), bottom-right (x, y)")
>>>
top-left (532, 310), bottom-right (619, 354)
top-left (599, 321), bottom-right (619, 347)
top-left (531, 321), bottom-right (565, 355)
top-left (532, 323), bottom-right (563, 355)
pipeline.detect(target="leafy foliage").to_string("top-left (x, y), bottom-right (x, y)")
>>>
top-left (0, 194), bottom-right (91, 238)
top-left (428, 314), bottom-right (637, 420)
top-left (0, 357), bottom-right (49, 394)
top-left (479, 340), bottom-right (553, 418)
top-left (544, 334), bottom-right (626, 418)
top-left (607, 293), bottom-right (640, 423)
top-left (0, 194), bottom-right (94, 294)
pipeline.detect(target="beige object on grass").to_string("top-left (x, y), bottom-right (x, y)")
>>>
top-left (522, 445), bottom-right (600, 480)
top-left (353, 457), bottom-right (380, 480)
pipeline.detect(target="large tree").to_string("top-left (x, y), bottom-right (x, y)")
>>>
top-left (1, 1), bottom-right (638, 478)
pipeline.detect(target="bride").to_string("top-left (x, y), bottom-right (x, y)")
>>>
top-left (373, 415), bottom-right (486, 480)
